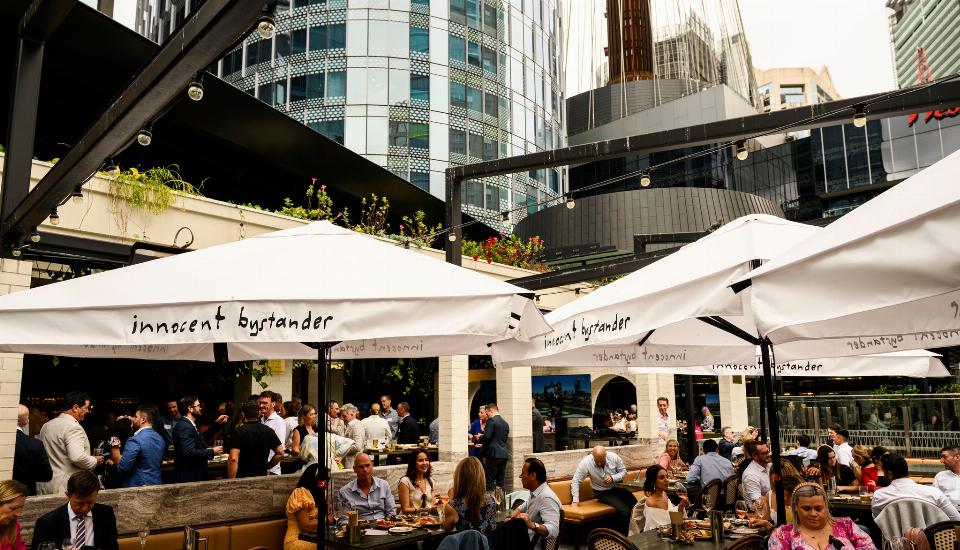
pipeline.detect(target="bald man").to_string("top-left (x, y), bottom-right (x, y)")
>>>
top-left (336, 453), bottom-right (396, 521)
top-left (14, 404), bottom-right (52, 495)
top-left (570, 446), bottom-right (635, 534)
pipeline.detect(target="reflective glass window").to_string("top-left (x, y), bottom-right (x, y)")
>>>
top-left (483, 4), bottom-right (497, 36)
top-left (257, 82), bottom-right (275, 105)
top-left (450, 82), bottom-right (466, 107)
top-left (467, 42), bottom-right (481, 67)
top-left (449, 35), bottom-right (465, 63)
top-left (275, 79), bottom-right (286, 105)
top-left (484, 92), bottom-right (498, 117)
top-left (307, 74), bottom-right (324, 98)
top-left (327, 71), bottom-right (346, 97)
top-left (548, 169), bottom-right (559, 192)
top-left (450, 0), bottom-right (466, 23)
top-left (450, 128), bottom-right (467, 154)
top-left (466, 86), bottom-right (482, 113)
top-left (329, 24), bottom-right (346, 49)
top-left (410, 123), bottom-right (429, 149)
top-left (410, 27), bottom-right (429, 54)
top-left (246, 43), bottom-right (258, 67)
top-left (485, 183), bottom-right (500, 210)
top-left (309, 25), bottom-right (326, 51)
top-left (466, 0), bottom-right (480, 29)
top-left (310, 120), bottom-right (344, 144)
top-left (410, 172), bottom-right (430, 191)
top-left (411, 75), bottom-right (430, 101)
top-left (482, 46), bottom-right (497, 74)
top-left (291, 29), bottom-right (306, 53)
top-left (483, 136), bottom-right (496, 160)
top-left (389, 121), bottom-right (409, 147)
top-left (290, 75), bottom-right (307, 101)
top-left (275, 34), bottom-right (290, 58)
top-left (468, 132), bottom-right (483, 158)
top-left (259, 40), bottom-right (272, 64)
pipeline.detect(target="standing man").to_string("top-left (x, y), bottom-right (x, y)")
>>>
top-left (396, 402), bottom-right (419, 445)
top-left (830, 426), bottom-right (853, 467)
top-left (718, 427), bottom-right (737, 461)
top-left (513, 457), bottom-right (561, 549)
top-left (38, 392), bottom-right (104, 496)
top-left (159, 400), bottom-right (182, 442)
top-left (656, 397), bottom-right (672, 441)
top-left (532, 399), bottom-right (545, 453)
top-left (341, 404), bottom-right (366, 468)
top-left (379, 394), bottom-right (400, 439)
top-left (260, 391), bottom-right (288, 475)
top-left (326, 400), bottom-right (345, 436)
top-left (108, 404), bottom-right (166, 488)
top-left (360, 404), bottom-right (391, 449)
top-left (228, 400), bottom-right (284, 478)
top-left (687, 440), bottom-right (733, 488)
top-left (173, 396), bottom-right (224, 483)
top-left (31, 470), bottom-right (120, 550)
top-left (14, 404), bottom-right (52, 495)
top-left (478, 403), bottom-right (510, 491)
top-left (934, 446), bottom-right (960, 502)
top-left (571, 446), bottom-right (635, 534)
top-left (741, 441), bottom-right (773, 519)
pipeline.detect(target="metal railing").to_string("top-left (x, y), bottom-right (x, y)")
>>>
top-left (747, 394), bottom-right (960, 458)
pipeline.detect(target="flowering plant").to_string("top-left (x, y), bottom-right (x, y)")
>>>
top-left (461, 234), bottom-right (546, 271)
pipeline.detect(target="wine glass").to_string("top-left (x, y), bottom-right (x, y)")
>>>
top-left (491, 487), bottom-right (503, 510)
top-left (734, 500), bottom-right (748, 520)
top-left (62, 539), bottom-right (75, 550)
top-left (411, 494), bottom-right (423, 519)
top-left (38, 543), bottom-right (54, 550)
top-left (138, 527), bottom-right (150, 549)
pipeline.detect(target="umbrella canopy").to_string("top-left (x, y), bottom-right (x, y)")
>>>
top-left (737, 148), bottom-right (960, 359)
top-left (0, 221), bottom-right (550, 360)
top-left (492, 214), bottom-right (820, 367)
top-left (621, 350), bottom-right (948, 378)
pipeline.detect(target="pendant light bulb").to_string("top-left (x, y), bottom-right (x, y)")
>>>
top-left (852, 105), bottom-right (867, 128)
top-left (187, 79), bottom-right (204, 102)
top-left (29, 228), bottom-right (41, 243)
top-left (501, 211), bottom-right (511, 228)
top-left (70, 185), bottom-right (84, 205)
top-left (257, 14), bottom-right (276, 39)
top-left (137, 128), bottom-right (152, 146)
top-left (640, 174), bottom-right (651, 187)
top-left (448, 232), bottom-right (458, 242)
top-left (735, 140), bottom-right (748, 161)
top-left (49, 208), bottom-right (60, 226)
top-left (565, 196), bottom-right (575, 209)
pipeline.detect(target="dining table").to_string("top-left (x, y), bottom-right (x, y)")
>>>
top-left (627, 526), bottom-right (755, 550)
top-left (324, 508), bottom-right (515, 549)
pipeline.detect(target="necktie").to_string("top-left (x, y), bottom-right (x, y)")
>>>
top-left (75, 515), bottom-right (87, 547)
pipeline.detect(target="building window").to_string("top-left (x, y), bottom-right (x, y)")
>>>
top-left (483, 136), bottom-right (496, 160)
top-left (410, 123), bottom-right (429, 149)
top-left (468, 132), bottom-right (483, 158)
top-left (327, 71), bottom-right (346, 97)
top-left (290, 75), bottom-right (306, 101)
top-left (484, 183), bottom-right (500, 210)
top-left (449, 35), bottom-right (465, 63)
top-left (450, 128), bottom-right (466, 154)
top-left (275, 34), bottom-right (290, 59)
top-left (309, 23), bottom-right (346, 50)
top-left (290, 29), bottom-right (306, 54)
top-left (481, 46), bottom-right (496, 74)
top-left (309, 120), bottom-right (344, 144)
top-left (450, 0), bottom-right (466, 24)
top-left (463, 180), bottom-right (483, 207)
top-left (466, 0), bottom-right (480, 29)
top-left (780, 84), bottom-right (804, 105)
top-left (309, 25), bottom-right (326, 51)
top-left (466, 86), bottom-right (482, 113)
top-left (257, 82), bottom-right (276, 105)
top-left (411, 75), bottom-right (430, 102)
top-left (467, 42), bottom-right (481, 67)
top-left (307, 74), bottom-right (324, 98)
top-left (410, 27), bottom-right (429, 54)
top-left (410, 172), bottom-right (430, 191)
top-left (483, 4), bottom-right (497, 36)
top-left (390, 121), bottom-right (409, 147)
top-left (329, 23), bottom-right (346, 49)
top-left (484, 92), bottom-right (498, 117)
top-left (450, 82), bottom-right (466, 107)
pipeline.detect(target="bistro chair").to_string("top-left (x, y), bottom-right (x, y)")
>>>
top-left (721, 474), bottom-right (740, 511)
top-left (876, 499), bottom-right (950, 543)
top-left (539, 508), bottom-right (565, 550)
top-left (587, 528), bottom-right (640, 550)
top-left (724, 534), bottom-right (767, 550)
top-left (925, 520), bottom-right (960, 550)
top-left (699, 478), bottom-right (723, 512)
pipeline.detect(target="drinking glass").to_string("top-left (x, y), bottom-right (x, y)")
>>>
top-left (138, 528), bottom-right (150, 549)
top-left (734, 501), bottom-right (748, 520)
top-left (492, 487), bottom-right (503, 509)
top-left (859, 485), bottom-right (870, 503)
top-left (411, 495), bottom-right (422, 518)
top-left (62, 539), bottom-right (75, 550)
top-left (37, 543), bottom-right (54, 550)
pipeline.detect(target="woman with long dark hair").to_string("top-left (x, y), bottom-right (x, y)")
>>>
top-left (398, 450), bottom-right (435, 513)
top-left (628, 465), bottom-right (688, 535)
top-left (283, 464), bottom-right (330, 550)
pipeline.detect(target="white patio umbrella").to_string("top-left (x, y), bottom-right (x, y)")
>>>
top-left (0, 221), bottom-right (550, 360)
top-left (735, 148), bottom-right (960, 359)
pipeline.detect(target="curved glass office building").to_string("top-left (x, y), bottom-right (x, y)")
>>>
top-left (204, 0), bottom-right (565, 224)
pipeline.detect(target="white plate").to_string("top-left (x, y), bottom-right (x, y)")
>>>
top-left (731, 527), bottom-right (759, 535)
top-left (388, 526), bottom-right (415, 534)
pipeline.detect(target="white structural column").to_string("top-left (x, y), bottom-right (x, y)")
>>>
top-left (438, 355), bottom-right (469, 463)
top-left (718, 375), bottom-right (749, 431)
top-left (496, 364), bottom-right (532, 492)
top-left (0, 259), bottom-right (31, 480)
top-left (631, 373), bottom-right (677, 441)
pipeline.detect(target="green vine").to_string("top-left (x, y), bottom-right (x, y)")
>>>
top-left (109, 165), bottom-right (202, 215)
top-left (235, 360), bottom-right (274, 389)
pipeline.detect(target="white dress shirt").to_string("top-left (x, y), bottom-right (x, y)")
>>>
top-left (67, 504), bottom-right (95, 548)
top-left (785, 446), bottom-right (819, 467)
top-left (834, 441), bottom-right (853, 467)
top-left (934, 470), bottom-right (960, 503)
top-left (657, 413), bottom-right (671, 437)
top-left (872, 477), bottom-right (960, 520)
top-left (360, 415), bottom-right (392, 449)
top-left (741, 461), bottom-right (770, 511)
top-left (571, 452), bottom-right (627, 502)
top-left (518, 482), bottom-right (562, 546)
top-left (262, 412), bottom-right (287, 475)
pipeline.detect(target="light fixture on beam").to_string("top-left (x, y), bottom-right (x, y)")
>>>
top-left (49, 208), bottom-right (60, 226)
top-left (448, 232), bottom-right (458, 242)
top-left (137, 126), bottom-right (153, 146)
top-left (735, 140), bottom-right (748, 161)
top-left (256, 12), bottom-right (276, 39)
top-left (187, 77), bottom-right (205, 102)
top-left (565, 196), bottom-right (575, 209)
top-left (640, 174), bottom-right (651, 187)
top-left (853, 104), bottom-right (867, 128)
top-left (29, 227), bottom-right (41, 243)
top-left (501, 211), bottom-right (511, 228)
top-left (70, 185), bottom-right (84, 205)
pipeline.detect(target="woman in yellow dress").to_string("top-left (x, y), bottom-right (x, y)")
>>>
top-left (284, 464), bottom-right (329, 550)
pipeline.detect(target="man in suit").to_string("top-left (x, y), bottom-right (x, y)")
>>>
top-left (396, 402), bottom-right (419, 445)
top-left (173, 395), bottom-right (224, 483)
top-left (38, 392), bottom-right (104, 495)
top-left (108, 404), bottom-right (166, 487)
top-left (31, 470), bottom-right (119, 550)
top-left (14, 404), bottom-right (52, 495)
top-left (477, 402), bottom-right (509, 490)
top-left (531, 399), bottom-right (545, 453)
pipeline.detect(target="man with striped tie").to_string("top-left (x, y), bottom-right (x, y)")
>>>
top-left (30, 470), bottom-right (119, 550)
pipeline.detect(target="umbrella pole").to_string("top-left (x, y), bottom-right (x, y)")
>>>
top-left (684, 375), bottom-right (697, 462)
top-left (760, 339), bottom-right (786, 524)
top-left (758, 374), bottom-right (767, 440)
top-left (313, 343), bottom-right (334, 529)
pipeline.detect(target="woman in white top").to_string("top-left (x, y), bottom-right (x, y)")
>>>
top-left (398, 450), bottom-right (436, 513)
top-left (628, 464), bottom-right (688, 535)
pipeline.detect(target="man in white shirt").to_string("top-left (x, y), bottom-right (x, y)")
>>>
top-left (571, 446), bottom-right (635, 534)
top-left (360, 404), bottom-right (392, 449)
top-left (259, 391), bottom-right (288, 475)
top-left (934, 446), bottom-right (960, 503)
top-left (513, 457), bottom-right (562, 550)
top-left (741, 441), bottom-right (774, 521)
top-left (379, 394), bottom-right (400, 438)
top-left (828, 425), bottom-right (853, 467)
top-left (656, 397), bottom-right (672, 441)
top-left (785, 434), bottom-right (819, 467)
top-left (341, 403), bottom-right (366, 468)
top-left (872, 453), bottom-right (960, 520)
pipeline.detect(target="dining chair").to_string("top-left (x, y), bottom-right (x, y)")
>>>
top-left (586, 527), bottom-right (640, 550)
top-left (700, 478), bottom-right (723, 512)
top-left (924, 520), bottom-right (960, 550)
top-left (724, 534), bottom-right (766, 550)
top-left (721, 474), bottom-right (740, 511)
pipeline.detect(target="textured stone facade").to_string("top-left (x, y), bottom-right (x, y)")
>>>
top-left (0, 258), bottom-right (31, 480)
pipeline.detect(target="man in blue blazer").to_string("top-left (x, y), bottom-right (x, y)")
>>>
top-left (108, 404), bottom-right (166, 487)
top-left (477, 402), bottom-right (510, 491)
top-left (31, 470), bottom-right (119, 550)
top-left (173, 395), bottom-right (224, 482)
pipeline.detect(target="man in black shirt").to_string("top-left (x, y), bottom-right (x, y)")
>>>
top-left (227, 400), bottom-right (283, 478)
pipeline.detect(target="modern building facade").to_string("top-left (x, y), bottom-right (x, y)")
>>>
top-left (754, 66), bottom-right (840, 113)
top-left (134, 0), bottom-right (565, 227)
top-left (887, 0), bottom-right (960, 89)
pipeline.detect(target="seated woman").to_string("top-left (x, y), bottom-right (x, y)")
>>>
top-left (399, 450), bottom-right (436, 514)
top-left (291, 404), bottom-right (318, 455)
top-left (628, 465), bottom-right (688, 535)
top-left (768, 483), bottom-right (876, 550)
top-left (284, 464), bottom-right (334, 550)
top-left (657, 439), bottom-right (687, 471)
top-left (0, 479), bottom-right (27, 550)
top-left (852, 445), bottom-right (878, 492)
top-left (441, 457), bottom-right (498, 536)
top-left (806, 446), bottom-right (857, 492)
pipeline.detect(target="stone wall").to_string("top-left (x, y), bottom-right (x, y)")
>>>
top-left (0, 258), bottom-right (31, 480)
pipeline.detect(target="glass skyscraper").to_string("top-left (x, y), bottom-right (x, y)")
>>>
top-left (136, 0), bottom-right (565, 226)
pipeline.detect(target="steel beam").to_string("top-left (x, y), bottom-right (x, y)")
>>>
top-left (444, 171), bottom-right (462, 265)
top-left (449, 80), bottom-right (960, 181)
top-left (19, 0), bottom-right (77, 42)
top-left (1, 0), bottom-right (268, 245)
top-left (507, 248), bottom-right (680, 291)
